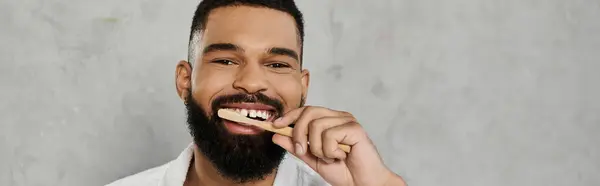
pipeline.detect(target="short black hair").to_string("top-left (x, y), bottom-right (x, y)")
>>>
top-left (188, 0), bottom-right (305, 65)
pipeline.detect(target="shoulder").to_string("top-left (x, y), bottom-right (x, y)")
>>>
top-left (105, 143), bottom-right (196, 186)
top-left (105, 163), bottom-right (169, 186)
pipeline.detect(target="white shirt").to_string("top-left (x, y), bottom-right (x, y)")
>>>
top-left (106, 143), bottom-right (331, 186)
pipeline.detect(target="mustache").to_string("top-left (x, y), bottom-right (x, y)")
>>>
top-left (210, 93), bottom-right (285, 116)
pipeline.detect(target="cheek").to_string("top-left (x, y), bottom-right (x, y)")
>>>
top-left (192, 68), bottom-right (235, 112)
top-left (268, 74), bottom-right (303, 108)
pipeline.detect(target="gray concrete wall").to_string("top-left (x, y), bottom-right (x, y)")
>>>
top-left (1, 0), bottom-right (599, 185)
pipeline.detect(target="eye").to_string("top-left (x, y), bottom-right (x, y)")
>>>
top-left (266, 62), bottom-right (291, 68)
top-left (212, 59), bottom-right (236, 65)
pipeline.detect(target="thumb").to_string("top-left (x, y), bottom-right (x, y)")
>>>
top-left (272, 134), bottom-right (319, 168)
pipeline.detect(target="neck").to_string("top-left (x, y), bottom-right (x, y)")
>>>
top-left (185, 146), bottom-right (278, 186)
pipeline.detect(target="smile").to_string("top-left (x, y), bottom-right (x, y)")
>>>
top-left (226, 108), bottom-right (272, 121)
top-left (220, 102), bottom-right (277, 122)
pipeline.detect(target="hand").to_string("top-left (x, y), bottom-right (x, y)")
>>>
top-left (271, 106), bottom-right (406, 186)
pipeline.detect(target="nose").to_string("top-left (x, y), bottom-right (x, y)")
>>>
top-left (232, 63), bottom-right (268, 94)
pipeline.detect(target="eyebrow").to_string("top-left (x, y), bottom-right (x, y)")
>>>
top-left (202, 43), bottom-right (299, 62)
top-left (202, 43), bottom-right (244, 54)
top-left (267, 47), bottom-right (299, 62)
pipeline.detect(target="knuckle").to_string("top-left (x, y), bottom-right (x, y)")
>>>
top-left (309, 141), bottom-right (321, 150)
top-left (321, 133), bottom-right (339, 157)
top-left (340, 111), bottom-right (353, 116)
top-left (309, 143), bottom-right (322, 156)
top-left (303, 106), bottom-right (317, 114)
top-left (308, 119), bottom-right (325, 131)
top-left (344, 116), bottom-right (358, 123)
top-left (322, 127), bottom-right (336, 137)
top-left (349, 122), bottom-right (367, 136)
top-left (348, 121), bottom-right (362, 128)
top-left (323, 147), bottom-right (335, 157)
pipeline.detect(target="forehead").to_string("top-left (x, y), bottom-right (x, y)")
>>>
top-left (200, 6), bottom-right (300, 54)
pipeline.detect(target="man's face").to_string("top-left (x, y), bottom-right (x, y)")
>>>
top-left (175, 5), bottom-right (309, 183)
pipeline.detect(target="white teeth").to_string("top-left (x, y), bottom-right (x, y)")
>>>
top-left (258, 111), bottom-right (270, 120)
top-left (228, 108), bottom-right (271, 119)
top-left (256, 111), bottom-right (265, 118)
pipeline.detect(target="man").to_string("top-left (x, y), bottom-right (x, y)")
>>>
top-left (108, 0), bottom-right (406, 186)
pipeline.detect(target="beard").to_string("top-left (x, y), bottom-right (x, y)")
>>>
top-left (184, 92), bottom-right (292, 184)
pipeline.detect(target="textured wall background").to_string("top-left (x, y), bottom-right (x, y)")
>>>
top-left (1, 0), bottom-right (600, 185)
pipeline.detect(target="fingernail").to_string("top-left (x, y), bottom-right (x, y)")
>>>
top-left (295, 143), bottom-right (304, 155)
top-left (274, 117), bottom-right (283, 124)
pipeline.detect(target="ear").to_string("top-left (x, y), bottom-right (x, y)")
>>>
top-left (176, 60), bottom-right (193, 103)
top-left (300, 69), bottom-right (310, 100)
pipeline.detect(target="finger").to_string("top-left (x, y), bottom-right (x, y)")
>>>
top-left (287, 107), bottom-right (335, 155)
top-left (273, 106), bottom-right (339, 128)
top-left (272, 134), bottom-right (319, 167)
top-left (272, 133), bottom-right (294, 152)
top-left (322, 122), bottom-right (365, 159)
top-left (307, 116), bottom-right (355, 160)
top-left (272, 107), bottom-right (307, 128)
top-left (288, 107), bottom-right (312, 155)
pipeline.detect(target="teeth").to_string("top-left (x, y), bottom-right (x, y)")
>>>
top-left (257, 111), bottom-right (270, 120)
top-left (257, 111), bottom-right (264, 118)
top-left (228, 108), bottom-right (271, 120)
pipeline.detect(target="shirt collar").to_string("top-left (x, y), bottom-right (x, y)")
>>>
top-left (158, 143), bottom-right (194, 186)
top-left (157, 143), bottom-right (302, 186)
